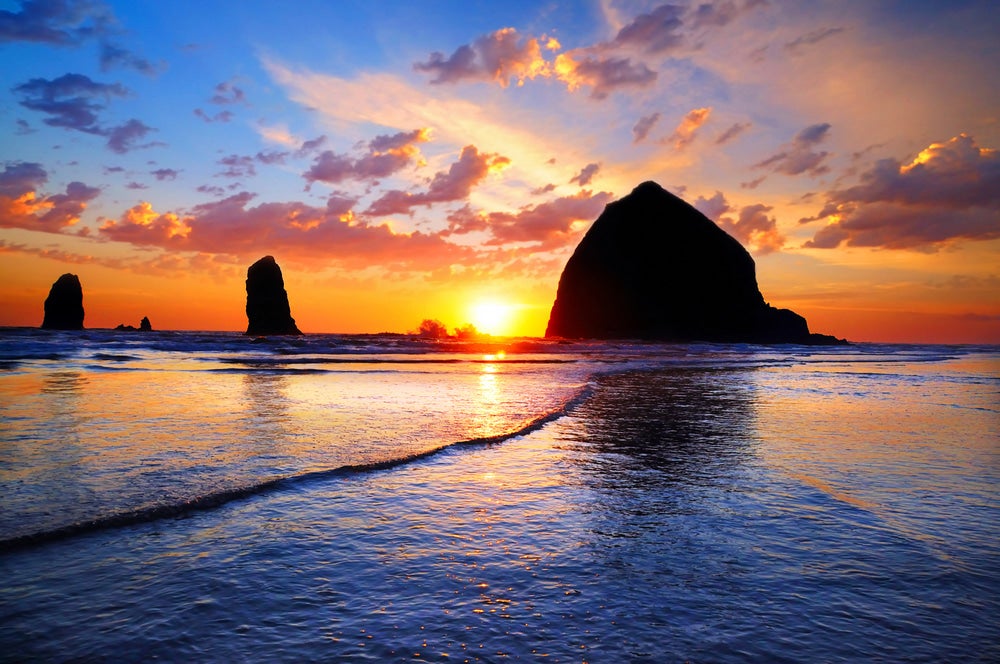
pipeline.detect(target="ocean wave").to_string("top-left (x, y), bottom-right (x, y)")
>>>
top-left (0, 382), bottom-right (595, 553)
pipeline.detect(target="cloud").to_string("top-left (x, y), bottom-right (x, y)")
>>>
top-left (0, 0), bottom-right (113, 46)
top-left (785, 27), bottom-right (845, 55)
top-left (754, 122), bottom-right (832, 176)
top-left (694, 190), bottom-right (785, 254)
top-left (716, 121), bottom-right (750, 145)
top-left (13, 73), bottom-right (127, 133)
top-left (569, 162), bottom-right (600, 186)
top-left (14, 72), bottom-right (160, 153)
top-left (553, 52), bottom-right (657, 99)
top-left (803, 134), bottom-right (1000, 250)
top-left (665, 107), bottom-right (712, 150)
top-left (611, 3), bottom-right (686, 54)
top-left (151, 168), bottom-right (179, 181)
top-left (97, 193), bottom-right (475, 270)
top-left (194, 108), bottom-right (234, 123)
top-left (209, 80), bottom-right (247, 105)
top-left (217, 154), bottom-right (256, 179)
top-left (106, 118), bottom-right (158, 153)
top-left (446, 189), bottom-right (614, 249)
top-left (365, 145), bottom-right (509, 216)
top-left (414, 27), bottom-right (549, 87)
top-left (632, 112), bottom-right (661, 143)
top-left (0, 161), bottom-right (100, 232)
top-left (99, 41), bottom-right (162, 76)
top-left (304, 128), bottom-right (430, 186)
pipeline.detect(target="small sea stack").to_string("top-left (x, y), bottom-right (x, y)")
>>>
top-left (41, 273), bottom-right (85, 330)
top-left (115, 316), bottom-right (153, 332)
top-left (546, 181), bottom-right (843, 344)
top-left (245, 256), bottom-right (302, 335)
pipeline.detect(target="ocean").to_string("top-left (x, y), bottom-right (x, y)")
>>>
top-left (0, 328), bottom-right (997, 662)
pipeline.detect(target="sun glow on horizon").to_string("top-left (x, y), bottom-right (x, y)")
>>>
top-left (469, 300), bottom-right (515, 337)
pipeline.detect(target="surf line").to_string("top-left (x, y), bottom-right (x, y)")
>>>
top-left (0, 382), bottom-right (596, 554)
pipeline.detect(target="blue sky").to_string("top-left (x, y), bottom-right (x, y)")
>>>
top-left (1, 0), bottom-right (998, 340)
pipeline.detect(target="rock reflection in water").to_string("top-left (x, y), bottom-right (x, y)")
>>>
top-left (560, 368), bottom-right (759, 485)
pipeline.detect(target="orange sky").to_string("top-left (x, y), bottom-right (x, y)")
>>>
top-left (1, 1), bottom-right (998, 343)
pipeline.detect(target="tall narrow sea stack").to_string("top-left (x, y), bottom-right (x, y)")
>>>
top-left (245, 256), bottom-right (302, 335)
top-left (41, 273), bottom-right (85, 330)
top-left (546, 181), bottom-right (842, 344)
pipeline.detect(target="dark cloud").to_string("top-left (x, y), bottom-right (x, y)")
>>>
top-left (446, 190), bottom-right (614, 250)
top-left (15, 118), bottom-right (34, 135)
top-left (632, 112), bottom-right (661, 143)
top-left (255, 150), bottom-right (287, 165)
top-left (694, 190), bottom-right (784, 254)
top-left (531, 183), bottom-right (557, 196)
top-left (125, 181), bottom-right (147, 190)
top-left (194, 108), bottom-right (234, 123)
top-left (99, 41), bottom-right (162, 76)
top-left (785, 27), bottom-right (844, 55)
top-left (296, 135), bottom-right (327, 157)
top-left (754, 122), bottom-right (832, 176)
top-left (414, 28), bottom-right (548, 87)
top-left (569, 162), bottom-right (600, 186)
top-left (803, 134), bottom-right (1000, 250)
top-left (209, 80), bottom-right (246, 105)
top-left (0, 0), bottom-right (113, 46)
top-left (716, 121), bottom-right (751, 145)
top-left (150, 168), bottom-right (178, 181)
top-left (197, 184), bottom-right (225, 197)
top-left (0, 161), bottom-right (48, 195)
top-left (365, 145), bottom-right (509, 216)
top-left (612, 4), bottom-right (686, 54)
top-left (0, 161), bottom-right (100, 232)
top-left (14, 73), bottom-right (159, 153)
top-left (217, 154), bottom-right (256, 179)
top-left (106, 119), bottom-right (159, 154)
top-left (13, 73), bottom-right (127, 133)
top-left (304, 128), bottom-right (429, 186)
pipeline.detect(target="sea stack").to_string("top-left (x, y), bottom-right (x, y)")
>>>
top-left (245, 256), bottom-right (302, 335)
top-left (139, 316), bottom-right (152, 332)
top-left (545, 181), bottom-right (842, 344)
top-left (41, 273), bottom-right (85, 330)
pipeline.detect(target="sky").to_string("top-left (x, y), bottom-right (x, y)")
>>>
top-left (1, 0), bottom-right (998, 342)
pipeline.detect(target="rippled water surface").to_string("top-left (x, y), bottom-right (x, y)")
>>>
top-left (0, 329), bottom-right (997, 661)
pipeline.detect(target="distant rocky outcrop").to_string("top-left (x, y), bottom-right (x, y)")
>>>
top-left (41, 274), bottom-right (85, 330)
top-left (545, 181), bottom-right (844, 344)
top-left (115, 316), bottom-right (153, 332)
top-left (245, 256), bottom-right (302, 335)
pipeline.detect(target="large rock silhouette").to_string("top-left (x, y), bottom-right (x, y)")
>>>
top-left (545, 181), bottom-right (842, 344)
top-left (41, 273), bottom-right (85, 330)
top-left (245, 256), bottom-right (302, 335)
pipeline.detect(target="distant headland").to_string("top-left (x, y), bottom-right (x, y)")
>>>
top-left (546, 181), bottom-right (845, 344)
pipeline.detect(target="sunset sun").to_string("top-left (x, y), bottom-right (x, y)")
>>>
top-left (469, 300), bottom-right (514, 337)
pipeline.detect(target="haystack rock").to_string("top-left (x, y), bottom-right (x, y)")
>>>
top-left (139, 316), bottom-right (152, 332)
top-left (41, 273), bottom-right (85, 330)
top-left (545, 181), bottom-right (843, 344)
top-left (245, 256), bottom-right (302, 335)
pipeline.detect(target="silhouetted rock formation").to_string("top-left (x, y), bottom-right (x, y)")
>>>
top-left (546, 181), bottom-right (844, 344)
top-left (41, 274), bottom-right (84, 330)
top-left (245, 256), bottom-right (302, 335)
top-left (115, 316), bottom-right (153, 332)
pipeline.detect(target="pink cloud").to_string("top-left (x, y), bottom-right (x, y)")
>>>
top-left (694, 190), bottom-right (785, 254)
top-left (365, 145), bottom-right (509, 216)
top-left (414, 28), bottom-right (549, 87)
top-left (665, 107), bottom-right (712, 150)
top-left (447, 190), bottom-right (614, 250)
top-left (754, 122), bottom-right (832, 176)
top-left (0, 161), bottom-right (100, 232)
top-left (304, 128), bottom-right (429, 186)
top-left (570, 162), bottom-right (601, 186)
